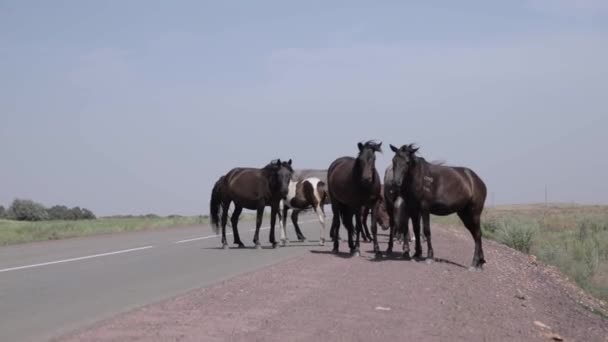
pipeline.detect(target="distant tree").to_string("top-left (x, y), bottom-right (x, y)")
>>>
top-left (70, 207), bottom-right (83, 220)
top-left (81, 208), bottom-right (96, 220)
top-left (47, 205), bottom-right (72, 220)
top-left (8, 199), bottom-right (49, 221)
top-left (0, 205), bottom-right (6, 219)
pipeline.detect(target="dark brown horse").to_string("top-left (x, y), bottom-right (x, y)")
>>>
top-left (390, 144), bottom-right (487, 269)
top-left (328, 141), bottom-right (383, 257)
top-left (210, 159), bottom-right (294, 249)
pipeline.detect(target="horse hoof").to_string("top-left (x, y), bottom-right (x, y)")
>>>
top-left (222, 244), bottom-right (229, 250)
top-left (299, 237), bottom-right (307, 242)
top-left (319, 239), bottom-right (325, 246)
top-left (403, 252), bottom-right (411, 261)
top-left (375, 252), bottom-right (383, 259)
top-left (386, 249), bottom-right (393, 256)
top-left (332, 248), bottom-right (339, 254)
top-left (237, 243), bottom-right (246, 249)
top-left (255, 244), bottom-right (262, 250)
top-left (426, 258), bottom-right (435, 265)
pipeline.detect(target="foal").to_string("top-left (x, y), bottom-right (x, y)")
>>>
top-left (279, 177), bottom-right (329, 246)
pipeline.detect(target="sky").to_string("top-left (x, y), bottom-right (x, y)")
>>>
top-left (1, 1), bottom-right (607, 216)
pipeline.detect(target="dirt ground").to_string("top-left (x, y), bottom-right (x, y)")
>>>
top-left (58, 225), bottom-right (608, 342)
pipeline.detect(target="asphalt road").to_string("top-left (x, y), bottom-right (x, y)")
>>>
top-left (0, 215), bottom-right (324, 342)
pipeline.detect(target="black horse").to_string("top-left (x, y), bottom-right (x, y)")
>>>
top-left (390, 144), bottom-right (487, 269)
top-left (210, 159), bottom-right (294, 249)
top-left (328, 141), bottom-right (383, 257)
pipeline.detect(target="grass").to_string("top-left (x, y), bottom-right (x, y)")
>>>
top-left (0, 212), bottom-right (266, 246)
top-left (434, 204), bottom-right (608, 302)
top-left (0, 216), bottom-right (208, 246)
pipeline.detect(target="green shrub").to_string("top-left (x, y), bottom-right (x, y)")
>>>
top-left (486, 216), bottom-right (538, 253)
top-left (0, 205), bottom-right (6, 218)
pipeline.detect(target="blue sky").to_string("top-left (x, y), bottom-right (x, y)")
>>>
top-left (1, 1), bottom-right (607, 215)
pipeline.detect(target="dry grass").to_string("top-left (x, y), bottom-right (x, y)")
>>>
top-left (434, 204), bottom-right (608, 301)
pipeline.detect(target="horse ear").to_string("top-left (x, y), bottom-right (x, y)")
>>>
top-left (390, 144), bottom-right (399, 153)
top-left (357, 142), bottom-right (364, 152)
top-left (411, 147), bottom-right (419, 154)
top-left (377, 142), bottom-right (382, 152)
top-left (287, 159), bottom-right (292, 166)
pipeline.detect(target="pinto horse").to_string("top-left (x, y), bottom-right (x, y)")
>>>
top-left (390, 144), bottom-right (487, 269)
top-left (279, 177), bottom-right (329, 246)
top-left (210, 159), bottom-right (294, 249)
top-left (328, 141), bottom-right (383, 257)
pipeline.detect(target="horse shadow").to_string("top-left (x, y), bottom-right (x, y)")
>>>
top-left (309, 249), bottom-right (356, 259)
top-left (364, 250), bottom-right (467, 269)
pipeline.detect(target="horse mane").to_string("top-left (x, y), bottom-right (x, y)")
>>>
top-left (360, 140), bottom-right (383, 153)
top-left (264, 159), bottom-right (293, 170)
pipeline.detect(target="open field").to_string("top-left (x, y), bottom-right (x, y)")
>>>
top-left (435, 204), bottom-right (608, 302)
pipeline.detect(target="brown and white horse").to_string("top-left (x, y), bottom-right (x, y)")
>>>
top-left (279, 177), bottom-right (329, 246)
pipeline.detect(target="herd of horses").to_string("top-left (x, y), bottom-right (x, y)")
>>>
top-left (210, 141), bottom-right (487, 270)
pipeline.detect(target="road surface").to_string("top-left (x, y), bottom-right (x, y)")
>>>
top-left (0, 215), bottom-right (323, 342)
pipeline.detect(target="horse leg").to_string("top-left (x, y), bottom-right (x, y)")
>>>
top-left (330, 202), bottom-right (341, 253)
top-left (422, 212), bottom-right (434, 263)
top-left (411, 213), bottom-right (423, 259)
top-left (371, 204), bottom-right (381, 258)
top-left (291, 210), bottom-right (306, 241)
top-left (360, 208), bottom-right (370, 242)
top-left (314, 205), bottom-right (326, 246)
top-left (363, 208), bottom-right (373, 242)
top-left (354, 209), bottom-right (362, 256)
top-left (458, 210), bottom-right (486, 270)
top-left (230, 205), bottom-right (245, 248)
top-left (220, 201), bottom-right (230, 249)
top-left (253, 205), bottom-right (264, 249)
top-left (269, 203), bottom-right (279, 249)
top-left (342, 208), bottom-right (357, 256)
top-left (280, 205), bottom-right (289, 246)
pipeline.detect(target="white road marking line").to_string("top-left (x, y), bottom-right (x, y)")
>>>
top-left (0, 246), bottom-right (155, 274)
top-left (174, 219), bottom-right (320, 244)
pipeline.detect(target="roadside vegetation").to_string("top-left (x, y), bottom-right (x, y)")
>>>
top-left (0, 198), bottom-right (266, 246)
top-left (436, 204), bottom-right (608, 301)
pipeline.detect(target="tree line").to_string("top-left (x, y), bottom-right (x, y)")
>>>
top-left (0, 199), bottom-right (96, 221)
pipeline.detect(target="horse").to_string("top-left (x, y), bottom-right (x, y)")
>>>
top-left (390, 144), bottom-right (487, 270)
top-left (360, 186), bottom-right (391, 241)
top-left (292, 169), bottom-right (328, 184)
top-left (279, 177), bottom-right (329, 246)
top-left (328, 141), bottom-right (383, 257)
top-left (209, 159), bottom-right (294, 249)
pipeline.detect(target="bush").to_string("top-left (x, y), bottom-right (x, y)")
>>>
top-left (8, 199), bottom-right (50, 221)
top-left (485, 216), bottom-right (538, 253)
top-left (0, 205), bottom-right (6, 219)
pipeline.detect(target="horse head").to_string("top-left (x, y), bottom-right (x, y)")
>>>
top-left (390, 143), bottom-right (419, 188)
top-left (266, 159), bottom-right (294, 199)
top-left (355, 140), bottom-right (382, 188)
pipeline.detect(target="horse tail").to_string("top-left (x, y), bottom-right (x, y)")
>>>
top-left (210, 176), bottom-right (225, 234)
top-left (317, 181), bottom-right (329, 206)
